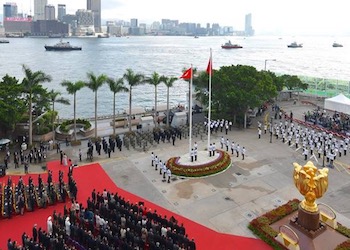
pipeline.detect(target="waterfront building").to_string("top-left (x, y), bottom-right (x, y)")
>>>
top-left (45, 5), bottom-right (55, 20)
top-left (245, 13), bottom-right (254, 36)
top-left (31, 20), bottom-right (68, 36)
top-left (57, 4), bottom-right (66, 21)
top-left (3, 17), bottom-right (32, 34)
top-left (87, 0), bottom-right (101, 33)
top-left (76, 9), bottom-right (94, 36)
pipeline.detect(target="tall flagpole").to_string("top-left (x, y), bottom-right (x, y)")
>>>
top-left (207, 49), bottom-right (212, 151)
top-left (189, 65), bottom-right (193, 156)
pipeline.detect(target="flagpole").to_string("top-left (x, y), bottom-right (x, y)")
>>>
top-left (189, 65), bottom-right (193, 157)
top-left (207, 49), bottom-right (212, 152)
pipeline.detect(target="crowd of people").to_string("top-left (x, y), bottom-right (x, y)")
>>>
top-left (1, 168), bottom-right (77, 220)
top-left (257, 116), bottom-right (349, 168)
top-left (304, 107), bottom-right (350, 136)
top-left (8, 188), bottom-right (196, 250)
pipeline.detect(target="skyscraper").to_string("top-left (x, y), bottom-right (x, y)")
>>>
top-left (3, 2), bottom-right (18, 20)
top-left (244, 13), bottom-right (254, 36)
top-left (34, 0), bottom-right (48, 21)
top-left (87, 0), bottom-right (101, 33)
top-left (57, 4), bottom-right (66, 21)
top-left (45, 5), bottom-right (55, 20)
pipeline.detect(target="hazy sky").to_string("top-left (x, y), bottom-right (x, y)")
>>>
top-left (4, 0), bottom-right (350, 35)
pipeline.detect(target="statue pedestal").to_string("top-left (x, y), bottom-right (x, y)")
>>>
top-left (290, 204), bottom-right (327, 239)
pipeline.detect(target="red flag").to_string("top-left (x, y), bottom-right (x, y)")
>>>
top-left (206, 58), bottom-right (212, 75)
top-left (180, 68), bottom-right (192, 80)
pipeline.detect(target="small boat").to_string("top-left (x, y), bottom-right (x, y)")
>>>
top-left (287, 42), bottom-right (303, 48)
top-left (221, 40), bottom-right (243, 49)
top-left (0, 39), bottom-right (10, 43)
top-left (45, 40), bottom-right (82, 51)
top-left (194, 36), bottom-right (199, 38)
top-left (332, 42), bottom-right (343, 47)
top-left (98, 34), bottom-right (109, 38)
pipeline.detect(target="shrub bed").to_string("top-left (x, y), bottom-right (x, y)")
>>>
top-left (248, 199), bottom-right (350, 250)
top-left (166, 150), bottom-right (231, 177)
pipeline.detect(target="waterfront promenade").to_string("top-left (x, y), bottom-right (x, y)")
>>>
top-left (3, 96), bottom-right (350, 242)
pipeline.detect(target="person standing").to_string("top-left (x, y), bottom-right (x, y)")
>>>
top-left (32, 224), bottom-right (38, 242)
top-left (172, 133), bottom-right (176, 146)
top-left (220, 136), bottom-right (224, 149)
top-left (208, 144), bottom-right (212, 157)
top-left (231, 141), bottom-right (235, 155)
top-left (155, 156), bottom-right (159, 171)
top-left (241, 147), bottom-right (246, 160)
top-left (190, 149), bottom-right (194, 162)
top-left (62, 153), bottom-right (68, 167)
top-left (151, 152), bottom-right (155, 167)
top-left (258, 128), bottom-right (262, 139)
top-left (167, 168), bottom-right (172, 183)
top-left (194, 148), bottom-right (198, 161)
top-left (79, 149), bottom-right (82, 162)
top-left (236, 144), bottom-right (240, 158)
top-left (226, 139), bottom-right (230, 151)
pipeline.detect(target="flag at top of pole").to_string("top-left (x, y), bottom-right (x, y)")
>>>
top-left (206, 56), bottom-right (212, 75)
top-left (180, 67), bottom-right (192, 80)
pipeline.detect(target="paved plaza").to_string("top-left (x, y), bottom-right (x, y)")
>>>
top-left (3, 97), bottom-right (350, 240)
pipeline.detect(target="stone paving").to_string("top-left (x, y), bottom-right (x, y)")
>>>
top-left (3, 96), bottom-right (350, 240)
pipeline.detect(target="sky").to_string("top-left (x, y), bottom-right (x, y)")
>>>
top-left (2, 0), bottom-right (350, 36)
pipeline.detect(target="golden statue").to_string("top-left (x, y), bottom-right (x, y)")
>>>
top-left (293, 161), bottom-right (329, 213)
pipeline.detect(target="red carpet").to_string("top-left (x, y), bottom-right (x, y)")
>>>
top-left (0, 161), bottom-right (271, 250)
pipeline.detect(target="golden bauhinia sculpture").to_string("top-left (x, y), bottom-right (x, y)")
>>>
top-left (293, 161), bottom-right (329, 213)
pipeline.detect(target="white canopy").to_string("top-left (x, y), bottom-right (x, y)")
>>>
top-left (324, 94), bottom-right (350, 115)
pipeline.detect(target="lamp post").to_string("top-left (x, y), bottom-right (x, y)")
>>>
top-left (264, 59), bottom-right (277, 71)
top-left (270, 117), bottom-right (273, 143)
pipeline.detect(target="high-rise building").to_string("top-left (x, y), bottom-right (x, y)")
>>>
top-left (244, 13), bottom-right (254, 36)
top-left (87, 0), bottom-right (101, 33)
top-left (130, 18), bottom-right (138, 28)
top-left (57, 4), bottom-right (66, 21)
top-left (3, 2), bottom-right (18, 20)
top-left (76, 9), bottom-right (94, 35)
top-left (45, 5), bottom-right (55, 20)
top-left (34, 0), bottom-right (48, 21)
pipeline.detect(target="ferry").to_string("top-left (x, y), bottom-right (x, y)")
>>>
top-left (0, 39), bottom-right (10, 43)
top-left (287, 42), bottom-right (303, 48)
top-left (332, 42), bottom-right (343, 47)
top-left (221, 40), bottom-right (243, 49)
top-left (45, 40), bottom-right (82, 51)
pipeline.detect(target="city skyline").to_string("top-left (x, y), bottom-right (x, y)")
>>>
top-left (1, 0), bottom-right (350, 35)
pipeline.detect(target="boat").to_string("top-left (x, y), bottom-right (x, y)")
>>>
top-left (0, 39), bottom-right (10, 43)
top-left (221, 40), bottom-right (243, 49)
top-left (5, 33), bottom-right (24, 38)
top-left (97, 34), bottom-right (109, 38)
top-left (194, 36), bottom-right (199, 38)
top-left (44, 40), bottom-right (82, 51)
top-left (332, 42), bottom-right (343, 47)
top-left (287, 42), bottom-right (303, 48)
top-left (48, 33), bottom-right (66, 38)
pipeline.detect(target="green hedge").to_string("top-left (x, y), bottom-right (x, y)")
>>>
top-left (60, 119), bottom-right (91, 133)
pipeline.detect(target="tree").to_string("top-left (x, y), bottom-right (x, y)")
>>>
top-left (48, 89), bottom-right (70, 142)
top-left (0, 75), bottom-right (26, 136)
top-left (193, 65), bottom-right (277, 124)
top-left (85, 72), bottom-right (108, 139)
top-left (279, 74), bottom-right (307, 98)
top-left (106, 77), bottom-right (128, 136)
top-left (61, 81), bottom-right (86, 141)
top-left (144, 72), bottom-right (163, 126)
top-left (21, 65), bottom-right (52, 146)
top-left (123, 69), bottom-right (145, 132)
top-left (161, 76), bottom-right (178, 126)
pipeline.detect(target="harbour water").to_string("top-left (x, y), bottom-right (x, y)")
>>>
top-left (1, 35), bottom-right (350, 118)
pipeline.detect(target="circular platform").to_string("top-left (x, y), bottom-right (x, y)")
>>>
top-left (166, 150), bottom-right (232, 178)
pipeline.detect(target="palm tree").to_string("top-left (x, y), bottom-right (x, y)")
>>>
top-left (85, 72), bottom-right (108, 139)
top-left (61, 80), bottom-right (85, 141)
top-left (144, 72), bottom-right (163, 127)
top-left (162, 76), bottom-right (178, 126)
top-left (48, 90), bottom-right (70, 142)
top-left (123, 69), bottom-right (145, 132)
top-left (106, 77), bottom-right (128, 136)
top-left (21, 65), bottom-right (52, 146)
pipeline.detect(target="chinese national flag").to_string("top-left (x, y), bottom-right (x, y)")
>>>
top-left (180, 68), bottom-right (192, 79)
top-left (206, 58), bottom-right (212, 75)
